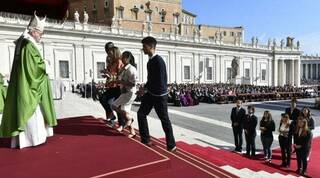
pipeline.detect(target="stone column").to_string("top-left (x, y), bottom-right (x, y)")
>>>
top-left (316, 63), bottom-right (319, 79)
top-left (303, 64), bottom-right (306, 79)
top-left (254, 58), bottom-right (258, 85)
top-left (290, 60), bottom-right (295, 85)
top-left (252, 58), bottom-right (257, 85)
top-left (278, 59), bottom-right (286, 86)
top-left (310, 64), bottom-right (313, 79)
top-left (215, 55), bottom-right (221, 83)
top-left (42, 42), bottom-right (55, 80)
top-left (83, 44), bottom-right (92, 84)
top-left (306, 64), bottom-right (310, 79)
top-left (268, 58), bottom-right (272, 86)
top-left (318, 63), bottom-right (320, 79)
top-left (273, 58), bottom-right (278, 86)
top-left (294, 59), bottom-right (301, 87)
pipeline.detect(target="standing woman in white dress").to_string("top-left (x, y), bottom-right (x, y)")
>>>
top-left (112, 51), bottom-right (138, 137)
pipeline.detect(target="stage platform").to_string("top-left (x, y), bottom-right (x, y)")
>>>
top-left (0, 116), bottom-right (236, 178)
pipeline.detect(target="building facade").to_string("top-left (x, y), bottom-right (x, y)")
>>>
top-left (0, 12), bottom-right (306, 90)
top-left (68, 0), bottom-right (243, 44)
top-left (301, 55), bottom-right (320, 84)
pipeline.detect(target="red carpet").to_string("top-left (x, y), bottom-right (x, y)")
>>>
top-left (0, 116), bottom-right (237, 178)
top-left (176, 138), bottom-right (320, 178)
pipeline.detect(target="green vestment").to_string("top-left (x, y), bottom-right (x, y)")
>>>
top-left (0, 74), bottom-right (7, 113)
top-left (0, 37), bottom-right (57, 137)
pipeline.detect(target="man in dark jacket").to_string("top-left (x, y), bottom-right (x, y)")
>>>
top-left (285, 98), bottom-right (300, 121)
top-left (244, 105), bottom-right (258, 156)
top-left (230, 100), bottom-right (246, 152)
top-left (137, 36), bottom-right (176, 152)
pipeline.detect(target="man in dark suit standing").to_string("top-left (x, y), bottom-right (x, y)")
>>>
top-left (231, 100), bottom-right (246, 152)
top-left (243, 105), bottom-right (258, 156)
top-left (285, 98), bottom-right (300, 121)
top-left (137, 36), bottom-right (176, 152)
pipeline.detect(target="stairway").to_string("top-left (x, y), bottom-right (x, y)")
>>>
top-left (221, 165), bottom-right (301, 178)
top-left (175, 141), bottom-right (303, 178)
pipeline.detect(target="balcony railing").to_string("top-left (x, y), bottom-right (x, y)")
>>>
top-left (0, 11), bottom-right (300, 52)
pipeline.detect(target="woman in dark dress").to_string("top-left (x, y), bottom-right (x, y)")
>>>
top-left (259, 110), bottom-right (276, 163)
top-left (301, 107), bottom-right (315, 161)
top-left (278, 114), bottom-right (293, 167)
top-left (294, 118), bottom-right (311, 176)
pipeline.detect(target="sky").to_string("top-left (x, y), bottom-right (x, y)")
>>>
top-left (182, 0), bottom-right (320, 55)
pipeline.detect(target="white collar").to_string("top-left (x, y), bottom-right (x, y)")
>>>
top-left (149, 53), bottom-right (157, 60)
top-left (24, 32), bottom-right (38, 46)
top-left (23, 32), bottom-right (41, 52)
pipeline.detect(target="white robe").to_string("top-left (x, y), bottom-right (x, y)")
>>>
top-left (11, 106), bottom-right (53, 149)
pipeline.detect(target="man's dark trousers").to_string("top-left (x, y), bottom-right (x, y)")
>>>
top-left (137, 93), bottom-right (176, 150)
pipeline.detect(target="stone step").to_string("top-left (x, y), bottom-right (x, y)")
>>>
top-left (221, 165), bottom-right (243, 177)
top-left (221, 165), bottom-right (300, 178)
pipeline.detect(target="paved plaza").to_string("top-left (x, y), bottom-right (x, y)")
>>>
top-left (55, 92), bottom-right (320, 151)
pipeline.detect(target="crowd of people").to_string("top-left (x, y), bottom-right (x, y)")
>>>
top-left (165, 83), bottom-right (319, 106)
top-left (76, 82), bottom-right (318, 108)
top-left (301, 78), bottom-right (320, 85)
top-left (231, 98), bottom-right (315, 176)
top-left (73, 82), bottom-right (319, 111)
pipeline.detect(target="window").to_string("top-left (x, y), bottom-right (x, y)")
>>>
top-left (184, 66), bottom-right (191, 80)
top-left (59, 61), bottom-right (69, 79)
top-left (134, 11), bottom-right (138, 20)
top-left (93, 0), bottom-right (97, 10)
top-left (261, 69), bottom-right (266, 81)
top-left (223, 31), bottom-right (227, 36)
top-left (230, 32), bottom-right (234, 36)
top-left (104, 0), bottom-right (109, 8)
top-left (132, 10), bottom-right (138, 20)
top-left (245, 68), bottom-right (250, 78)
top-left (131, 6), bottom-right (139, 20)
top-left (173, 15), bottom-right (179, 24)
top-left (117, 8), bottom-right (124, 19)
top-left (207, 67), bottom-right (213, 80)
top-left (146, 13), bottom-right (152, 21)
top-left (160, 13), bottom-right (166, 22)
top-left (238, 32), bottom-right (242, 37)
top-left (227, 68), bottom-right (232, 80)
top-left (162, 28), bottom-right (166, 32)
top-left (97, 62), bottom-right (106, 79)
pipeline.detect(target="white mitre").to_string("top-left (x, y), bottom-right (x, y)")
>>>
top-left (28, 11), bottom-right (46, 32)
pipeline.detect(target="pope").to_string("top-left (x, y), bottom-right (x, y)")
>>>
top-left (0, 12), bottom-right (57, 149)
